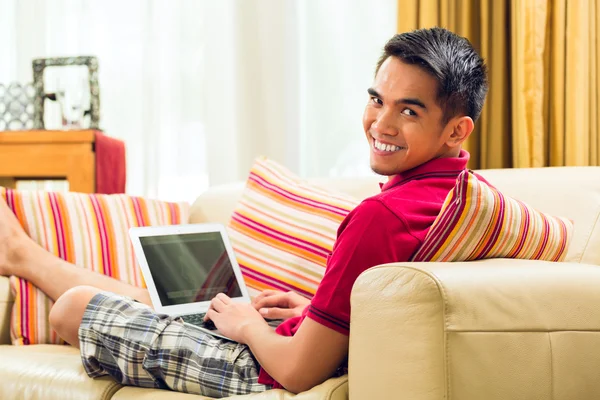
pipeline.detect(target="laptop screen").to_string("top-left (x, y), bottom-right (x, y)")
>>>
top-left (139, 232), bottom-right (243, 306)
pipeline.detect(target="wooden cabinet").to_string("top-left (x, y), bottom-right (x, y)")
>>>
top-left (0, 130), bottom-right (95, 193)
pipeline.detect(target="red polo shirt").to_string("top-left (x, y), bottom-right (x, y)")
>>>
top-left (258, 150), bottom-right (471, 387)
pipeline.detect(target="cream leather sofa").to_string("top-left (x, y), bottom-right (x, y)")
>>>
top-left (0, 166), bottom-right (599, 400)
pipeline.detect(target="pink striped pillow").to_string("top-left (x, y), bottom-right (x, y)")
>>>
top-left (412, 170), bottom-right (573, 262)
top-left (1, 187), bottom-right (188, 345)
top-left (228, 158), bottom-right (359, 299)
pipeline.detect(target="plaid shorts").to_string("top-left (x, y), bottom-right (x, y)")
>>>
top-left (78, 292), bottom-right (271, 398)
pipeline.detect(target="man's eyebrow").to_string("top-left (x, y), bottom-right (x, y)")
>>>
top-left (367, 88), bottom-right (427, 110)
top-left (396, 98), bottom-right (427, 110)
top-left (367, 88), bottom-right (380, 97)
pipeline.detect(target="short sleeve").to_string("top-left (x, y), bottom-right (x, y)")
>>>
top-left (306, 199), bottom-right (420, 335)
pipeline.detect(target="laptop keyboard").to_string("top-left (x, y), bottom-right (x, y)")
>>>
top-left (181, 313), bottom-right (216, 330)
top-left (181, 313), bottom-right (283, 331)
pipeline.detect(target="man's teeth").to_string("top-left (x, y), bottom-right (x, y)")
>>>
top-left (374, 139), bottom-right (402, 152)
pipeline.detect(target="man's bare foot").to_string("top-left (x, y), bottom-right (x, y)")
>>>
top-left (0, 197), bottom-right (31, 276)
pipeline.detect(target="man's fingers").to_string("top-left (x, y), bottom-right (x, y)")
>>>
top-left (251, 290), bottom-right (281, 305)
top-left (253, 293), bottom-right (289, 311)
top-left (252, 290), bottom-right (278, 302)
top-left (211, 296), bottom-right (227, 312)
top-left (205, 293), bottom-right (235, 321)
top-left (216, 293), bottom-right (231, 304)
top-left (203, 305), bottom-right (214, 321)
top-left (258, 307), bottom-right (295, 320)
top-left (206, 309), bottom-right (219, 322)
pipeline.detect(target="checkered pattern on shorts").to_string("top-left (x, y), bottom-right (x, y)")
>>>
top-left (78, 292), bottom-right (271, 398)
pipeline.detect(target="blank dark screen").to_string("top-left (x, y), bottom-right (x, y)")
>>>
top-left (139, 232), bottom-right (242, 306)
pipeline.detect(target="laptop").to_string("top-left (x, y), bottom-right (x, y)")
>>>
top-left (129, 223), bottom-right (252, 341)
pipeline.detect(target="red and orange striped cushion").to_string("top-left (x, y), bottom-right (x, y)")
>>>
top-left (228, 158), bottom-right (359, 299)
top-left (1, 187), bottom-right (188, 345)
top-left (412, 170), bottom-right (573, 262)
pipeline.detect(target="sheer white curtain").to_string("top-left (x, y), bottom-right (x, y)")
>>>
top-left (207, 0), bottom-right (398, 182)
top-left (0, 0), bottom-right (208, 201)
top-left (0, 0), bottom-right (397, 200)
top-left (297, 1), bottom-right (398, 178)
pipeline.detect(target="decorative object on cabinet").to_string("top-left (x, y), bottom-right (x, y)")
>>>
top-left (32, 56), bottom-right (100, 130)
top-left (0, 82), bottom-right (36, 131)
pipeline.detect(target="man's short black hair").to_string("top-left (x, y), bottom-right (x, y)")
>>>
top-left (376, 27), bottom-right (488, 124)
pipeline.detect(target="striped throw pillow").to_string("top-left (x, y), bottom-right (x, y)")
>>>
top-left (412, 170), bottom-right (573, 262)
top-left (1, 187), bottom-right (188, 345)
top-left (228, 158), bottom-right (359, 299)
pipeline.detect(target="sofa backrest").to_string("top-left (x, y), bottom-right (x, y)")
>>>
top-left (476, 167), bottom-right (600, 265)
top-left (190, 166), bottom-right (600, 265)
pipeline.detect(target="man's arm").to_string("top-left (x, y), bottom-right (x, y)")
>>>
top-left (207, 293), bottom-right (348, 394)
top-left (208, 200), bottom-right (417, 392)
top-left (246, 317), bottom-right (348, 393)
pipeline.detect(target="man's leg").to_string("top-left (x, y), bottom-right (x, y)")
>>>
top-left (0, 197), bottom-right (151, 305)
top-left (49, 285), bottom-right (101, 347)
top-left (51, 290), bottom-right (270, 397)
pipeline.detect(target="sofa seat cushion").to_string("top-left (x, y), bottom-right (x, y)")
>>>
top-left (0, 344), bottom-right (121, 400)
top-left (112, 376), bottom-right (348, 399)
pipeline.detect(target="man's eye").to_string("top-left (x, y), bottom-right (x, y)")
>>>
top-left (401, 108), bottom-right (417, 116)
top-left (370, 96), bottom-right (383, 106)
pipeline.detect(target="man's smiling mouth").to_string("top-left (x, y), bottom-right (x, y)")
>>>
top-left (372, 138), bottom-right (406, 153)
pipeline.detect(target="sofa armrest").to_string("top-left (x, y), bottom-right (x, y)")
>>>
top-left (0, 276), bottom-right (13, 345)
top-left (349, 259), bottom-right (600, 400)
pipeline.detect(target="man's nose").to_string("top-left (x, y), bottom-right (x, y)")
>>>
top-left (372, 109), bottom-right (398, 136)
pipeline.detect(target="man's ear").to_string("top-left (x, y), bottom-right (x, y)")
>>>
top-left (445, 116), bottom-right (474, 149)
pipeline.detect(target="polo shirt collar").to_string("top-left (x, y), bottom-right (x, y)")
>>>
top-left (380, 149), bottom-right (470, 192)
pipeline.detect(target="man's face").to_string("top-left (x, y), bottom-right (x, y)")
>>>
top-left (363, 56), bottom-right (452, 176)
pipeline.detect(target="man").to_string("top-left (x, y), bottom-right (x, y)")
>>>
top-left (0, 27), bottom-right (487, 397)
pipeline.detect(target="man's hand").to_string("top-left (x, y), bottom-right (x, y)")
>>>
top-left (252, 290), bottom-right (311, 320)
top-left (204, 293), bottom-right (347, 394)
top-left (205, 293), bottom-right (270, 344)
